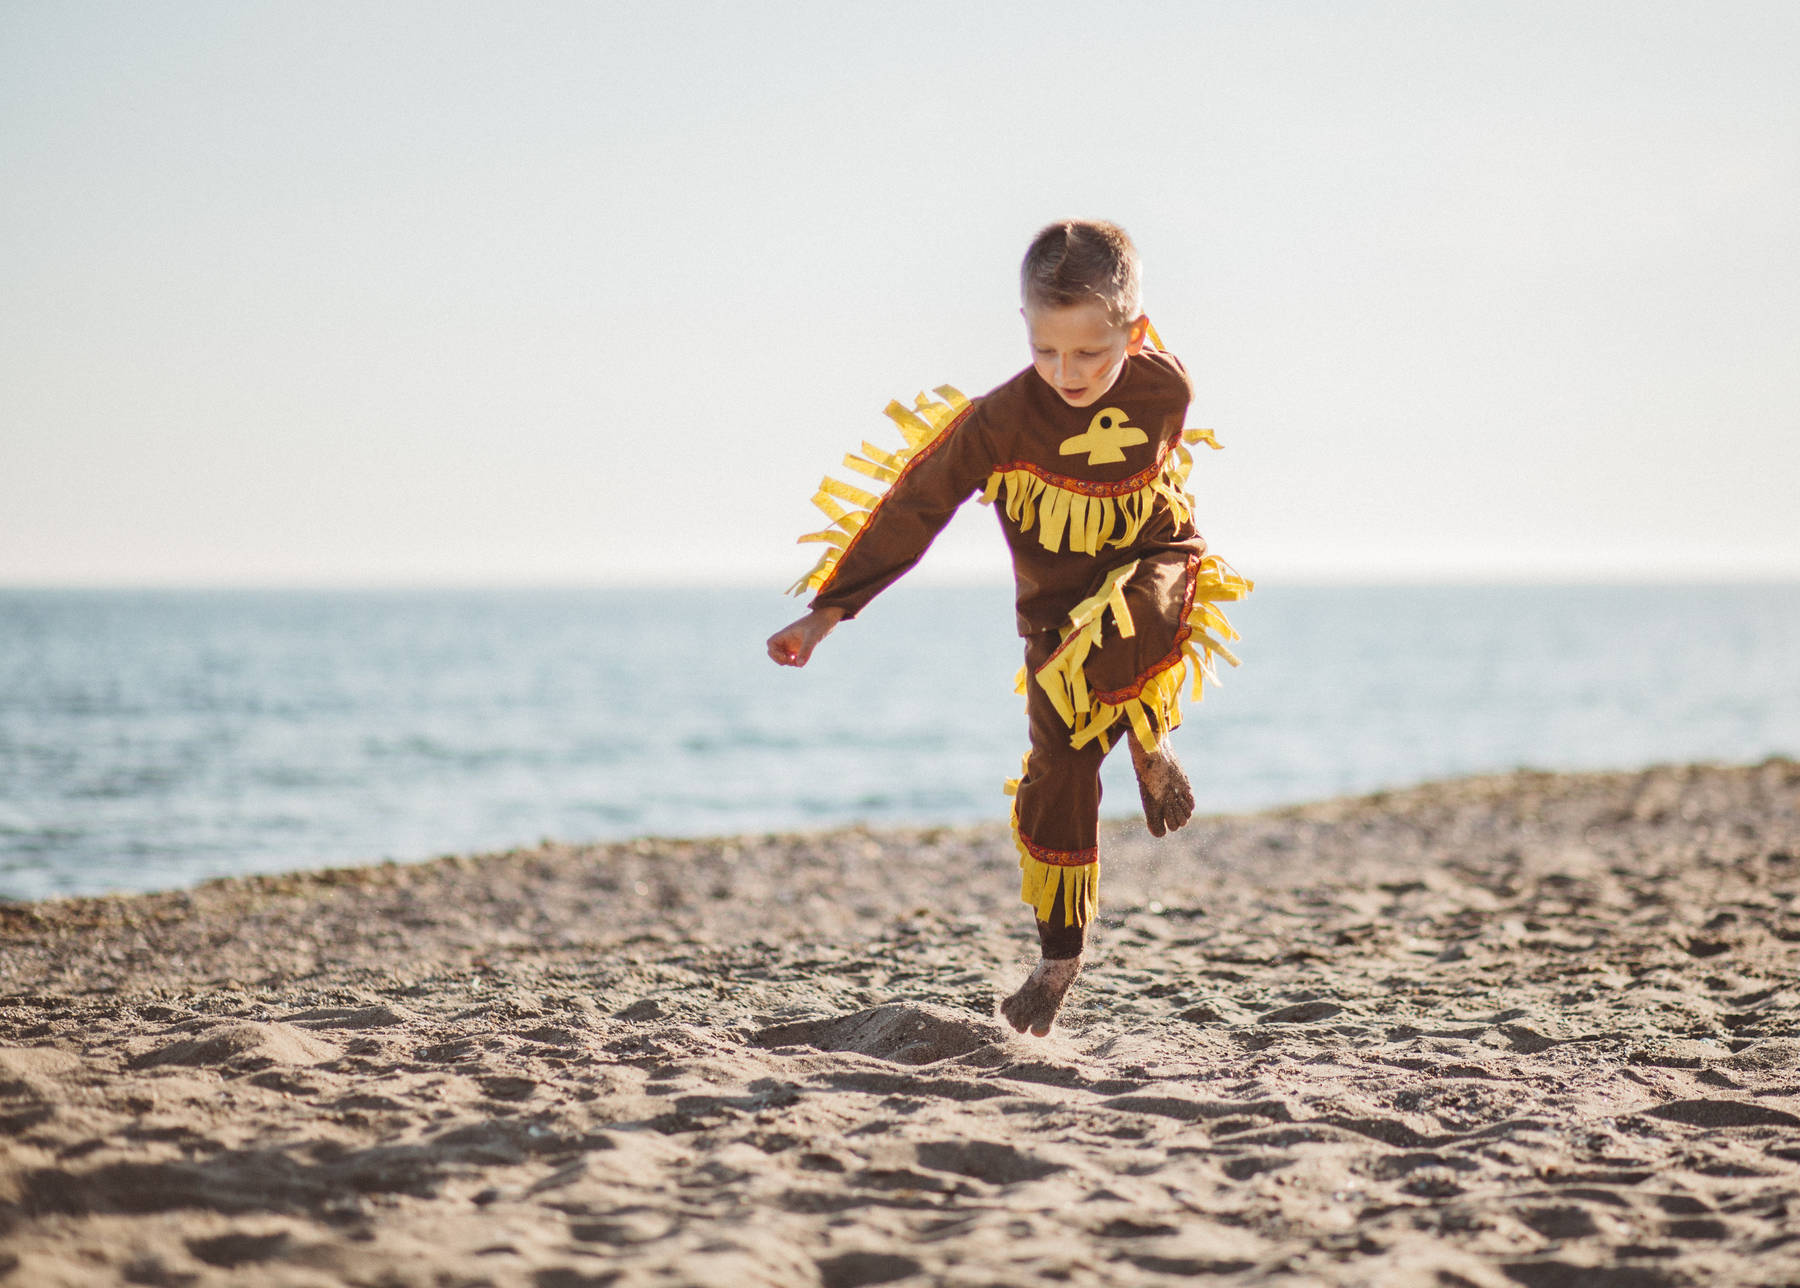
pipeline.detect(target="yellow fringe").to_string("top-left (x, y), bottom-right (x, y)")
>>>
top-left (978, 427), bottom-right (1224, 556)
top-left (1011, 797), bottom-right (1099, 927)
top-left (1028, 561), bottom-right (1139, 742)
top-left (1031, 554), bottom-right (1254, 755)
top-left (788, 385), bottom-right (971, 597)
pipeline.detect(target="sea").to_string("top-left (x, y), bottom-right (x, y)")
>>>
top-left (2, 582), bottom-right (1797, 902)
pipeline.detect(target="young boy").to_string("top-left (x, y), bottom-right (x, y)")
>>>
top-left (766, 220), bottom-right (1249, 1036)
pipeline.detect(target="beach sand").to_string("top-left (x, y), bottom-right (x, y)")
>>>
top-left (3, 759), bottom-right (1799, 1287)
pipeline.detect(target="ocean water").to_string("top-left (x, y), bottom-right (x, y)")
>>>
top-left (2, 582), bottom-right (1797, 901)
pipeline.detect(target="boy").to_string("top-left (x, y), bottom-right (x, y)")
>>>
top-left (767, 220), bottom-right (1249, 1036)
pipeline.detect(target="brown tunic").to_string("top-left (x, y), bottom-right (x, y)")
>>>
top-left (809, 349), bottom-right (1206, 635)
top-left (798, 347), bottom-right (1246, 948)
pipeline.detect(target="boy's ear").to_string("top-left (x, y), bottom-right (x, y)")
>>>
top-left (1125, 314), bottom-right (1150, 355)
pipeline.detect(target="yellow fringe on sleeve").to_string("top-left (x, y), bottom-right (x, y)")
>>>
top-left (1002, 752), bottom-right (1030, 798)
top-left (788, 386), bottom-right (971, 597)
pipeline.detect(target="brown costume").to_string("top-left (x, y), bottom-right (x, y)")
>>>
top-left (792, 344), bottom-right (1249, 957)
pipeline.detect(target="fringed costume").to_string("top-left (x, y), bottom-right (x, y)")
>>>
top-left (790, 338), bottom-right (1250, 957)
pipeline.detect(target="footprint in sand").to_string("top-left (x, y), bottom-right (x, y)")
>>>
top-left (568, 1208), bottom-right (677, 1247)
top-left (1501, 1262), bottom-right (1680, 1288)
top-left (185, 1232), bottom-right (293, 1270)
top-left (1642, 1098), bottom-right (1800, 1128)
top-left (913, 1138), bottom-right (1067, 1185)
top-left (816, 1251), bottom-right (923, 1288)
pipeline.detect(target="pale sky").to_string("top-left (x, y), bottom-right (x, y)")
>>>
top-left (3, 1), bottom-right (1796, 587)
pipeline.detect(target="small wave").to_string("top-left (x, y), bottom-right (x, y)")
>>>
top-left (66, 767), bottom-right (183, 800)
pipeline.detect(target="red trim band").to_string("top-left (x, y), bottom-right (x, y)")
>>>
top-left (1018, 829), bottom-right (1098, 868)
top-left (1091, 553), bottom-right (1202, 706)
top-left (990, 440), bottom-right (1176, 499)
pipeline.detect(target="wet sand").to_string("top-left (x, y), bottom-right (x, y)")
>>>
top-left (3, 759), bottom-right (1799, 1286)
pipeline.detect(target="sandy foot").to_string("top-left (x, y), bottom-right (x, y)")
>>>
top-left (999, 954), bottom-right (1082, 1035)
top-left (1131, 735), bottom-right (1196, 836)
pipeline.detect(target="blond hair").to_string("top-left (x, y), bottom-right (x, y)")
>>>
top-left (1020, 219), bottom-right (1142, 325)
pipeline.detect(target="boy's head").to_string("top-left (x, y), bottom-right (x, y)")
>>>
top-left (1020, 219), bottom-right (1142, 325)
top-left (1019, 219), bottom-right (1151, 408)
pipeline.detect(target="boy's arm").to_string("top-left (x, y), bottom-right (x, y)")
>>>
top-left (805, 405), bottom-right (997, 621)
top-left (767, 605), bottom-right (843, 668)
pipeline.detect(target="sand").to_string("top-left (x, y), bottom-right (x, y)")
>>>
top-left (3, 759), bottom-right (1799, 1287)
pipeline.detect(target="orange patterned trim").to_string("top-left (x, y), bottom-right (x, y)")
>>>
top-left (1018, 828), bottom-right (1098, 868)
top-left (1091, 553), bottom-right (1202, 705)
top-left (813, 402), bottom-right (976, 600)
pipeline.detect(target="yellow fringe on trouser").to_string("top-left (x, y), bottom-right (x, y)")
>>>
top-left (1003, 554), bottom-right (1253, 927)
top-left (1004, 759), bottom-right (1099, 926)
top-left (1023, 554), bottom-right (1254, 755)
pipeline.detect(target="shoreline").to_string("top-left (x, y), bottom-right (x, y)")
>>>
top-left (5, 753), bottom-right (1793, 916)
top-left (3, 759), bottom-right (1799, 1285)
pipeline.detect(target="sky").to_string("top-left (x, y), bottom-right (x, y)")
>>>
top-left (3, 1), bottom-right (1797, 587)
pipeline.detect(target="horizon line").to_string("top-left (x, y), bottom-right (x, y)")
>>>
top-left (4, 572), bottom-right (1799, 594)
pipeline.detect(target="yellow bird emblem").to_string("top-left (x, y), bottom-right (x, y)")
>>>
top-left (1058, 407), bottom-right (1148, 466)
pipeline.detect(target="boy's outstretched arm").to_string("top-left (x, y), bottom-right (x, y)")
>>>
top-left (766, 606), bottom-right (844, 667)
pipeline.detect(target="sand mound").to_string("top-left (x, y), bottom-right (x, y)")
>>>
top-left (0, 1046), bottom-right (80, 1098)
top-left (752, 1001), bottom-right (998, 1065)
top-left (280, 1003), bottom-right (417, 1030)
top-left (127, 1021), bottom-right (341, 1070)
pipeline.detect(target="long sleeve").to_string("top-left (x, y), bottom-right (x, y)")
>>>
top-left (808, 403), bottom-right (999, 620)
top-left (787, 349), bottom-right (1209, 634)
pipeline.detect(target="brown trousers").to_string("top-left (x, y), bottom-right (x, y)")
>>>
top-left (1014, 549), bottom-right (1200, 955)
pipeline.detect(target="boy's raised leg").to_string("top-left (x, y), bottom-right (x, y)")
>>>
top-left (1130, 736), bottom-right (1195, 837)
top-left (1000, 953), bottom-right (1082, 1037)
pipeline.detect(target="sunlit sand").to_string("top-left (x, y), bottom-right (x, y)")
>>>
top-left (3, 761), bottom-right (1798, 1285)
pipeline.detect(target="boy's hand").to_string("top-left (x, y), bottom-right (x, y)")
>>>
top-left (767, 607), bottom-right (844, 667)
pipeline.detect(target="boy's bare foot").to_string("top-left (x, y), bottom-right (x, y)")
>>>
top-left (1000, 956), bottom-right (1081, 1037)
top-left (1129, 737), bottom-right (1195, 837)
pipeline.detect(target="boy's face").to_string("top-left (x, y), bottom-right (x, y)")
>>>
top-left (1022, 299), bottom-right (1149, 408)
